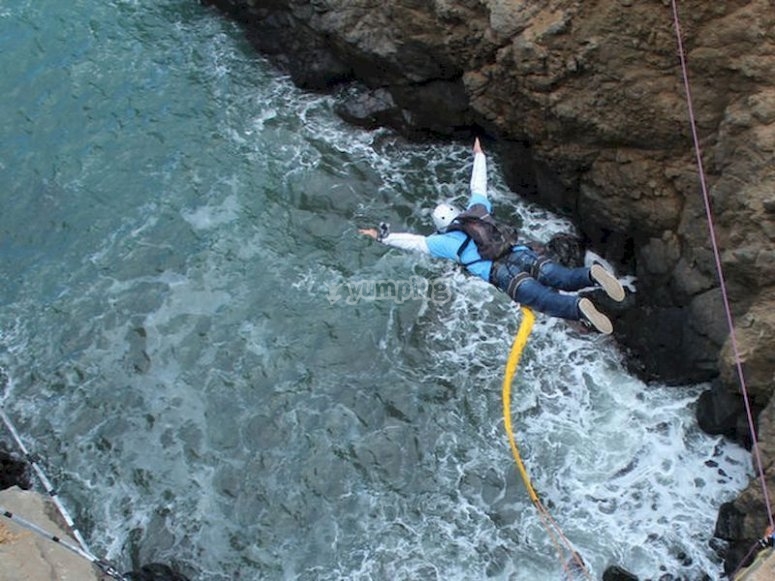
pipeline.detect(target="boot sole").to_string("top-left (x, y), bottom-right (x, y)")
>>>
top-left (579, 298), bottom-right (613, 335)
top-left (590, 264), bottom-right (625, 302)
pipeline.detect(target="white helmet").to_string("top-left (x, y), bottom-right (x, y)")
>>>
top-left (432, 203), bottom-right (460, 232)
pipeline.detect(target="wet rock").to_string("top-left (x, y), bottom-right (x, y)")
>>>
top-left (334, 87), bottom-right (405, 131)
top-left (716, 501), bottom-right (745, 541)
top-left (125, 563), bottom-right (190, 581)
top-left (696, 379), bottom-right (750, 443)
top-left (0, 443), bottom-right (31, 490)
top-left (124, 324), bottom-right (151, 375)
top-left (603, 565), bottom-right (639, 580)
top-left (202, 0), bottom-right (353, 90)
top-left (389, 78), bottom-right (474, 137)
top-left (723, 540), bottom-right (758, 576)
top-left (715, 394), bottom-right (775, 573)
top-left (616, 305), bottom-right (699, 385)
top-left (335, 80), bottom-right (475, 138)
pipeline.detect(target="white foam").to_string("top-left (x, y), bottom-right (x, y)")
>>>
top-left (181, 193), bottom-right (240, 230)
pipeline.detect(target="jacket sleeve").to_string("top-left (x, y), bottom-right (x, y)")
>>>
top-left (380, 232), bottom-right (431, 254)
top-left (470, 151), bottom-right (487, 199)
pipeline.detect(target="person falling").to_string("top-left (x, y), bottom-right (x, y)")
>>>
top-left (359, 138), bottom-right (625, 334)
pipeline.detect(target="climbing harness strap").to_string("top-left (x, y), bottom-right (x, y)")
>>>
top-left (448, 203), bottom-right (519, 264)
top-left (506, 272), bottom-right (531, 303)
top-left (530, 256), bottom-right (551, 279)
top-left (455, 234), bottom-right (481, 267)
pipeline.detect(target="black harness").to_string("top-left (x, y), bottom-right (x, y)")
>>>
top-left (446, 204), bottom-right (520, 266)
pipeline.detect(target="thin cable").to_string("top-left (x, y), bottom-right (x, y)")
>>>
top-left (728, 538), bottom-right (769, 579)
top-left (670, 0), bottom-right (773, 528)
top-left (0, 406), bottom-right (93, 554)
top-left (1, 506), bottom-right (103, 566)
top-left (0, 506), bottom-right (126, 580)
top-left (1, 406), bottom-right (128, 579)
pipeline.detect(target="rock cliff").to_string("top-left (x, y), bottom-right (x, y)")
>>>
top-left (204, 0), bottom-right (775, 572)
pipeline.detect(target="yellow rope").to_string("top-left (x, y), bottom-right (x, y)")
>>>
top-left (501, 306), bottom-right (538, 503)
top-left (502, 306), bottom-right (592, 579)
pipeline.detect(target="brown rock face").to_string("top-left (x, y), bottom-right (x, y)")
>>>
top-left (204, 0), bottom-right (775, 560)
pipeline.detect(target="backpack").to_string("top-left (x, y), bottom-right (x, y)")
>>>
top-left (446, 204), bottom-right (520, 265)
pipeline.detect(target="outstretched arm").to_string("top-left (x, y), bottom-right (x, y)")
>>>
top-left (359, 228), bottom-right (431, 254)
top-left (469, 138), bottom-right (489, 207)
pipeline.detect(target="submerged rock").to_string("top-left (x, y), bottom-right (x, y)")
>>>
top-left (334, 87), bottom-right (405, 132)
top-left (125, 563), bottom-right (191, 581)
top-left (603, 565), bottom-right (639, 581)
top-left (0, 443), bottom-right (31, 490)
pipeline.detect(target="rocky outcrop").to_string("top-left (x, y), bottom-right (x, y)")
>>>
top-left (716, 394), bottom-right (775, 574)
top-left (1, 442), bottom-right (191, 581)
top-left (0, 491), bottom-right (190, 581)
top-left (1, 444), bottom-right (31, 490)
top-left (202, 0), bottom-right (775, 569)
top-left (733, 548), bottom-right (775, 581)
top-left (0, 486), bottom-right (103, 581)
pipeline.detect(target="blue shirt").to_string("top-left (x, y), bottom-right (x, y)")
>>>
top-left (426, 194), bottom-right (493, 282)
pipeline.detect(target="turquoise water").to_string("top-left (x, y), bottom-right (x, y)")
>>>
top-left (0, 1), bottom-right (752, 579)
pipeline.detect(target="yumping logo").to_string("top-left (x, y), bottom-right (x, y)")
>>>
top-left (327, 275), bottom-right (452, 305)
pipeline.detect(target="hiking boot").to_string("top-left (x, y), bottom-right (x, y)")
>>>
top-left (590, 264), bottom-right (625, 302)
top-left (578, 298), bottom-right (613, 335)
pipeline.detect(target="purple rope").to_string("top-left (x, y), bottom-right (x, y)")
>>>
top-left (670, 0), bottom-right (773, 529)
top-left (728, 539), bottom-right (766, 579)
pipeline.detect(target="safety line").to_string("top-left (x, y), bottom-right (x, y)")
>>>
top-left (502, 307), bottom-right (592, 579)
top-left (670, 0), bottom-right (774, 530)
top-left (0, 505), bottom-right (125, 578)
top-left (729, 539), bottom-right (768, 580)
top-left (0, 407), bottom-right (93, 553)
top-left (0, 406), bottom-right (125, 580)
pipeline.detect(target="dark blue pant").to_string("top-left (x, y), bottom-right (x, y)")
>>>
top-left (489, 248), bottom-right (592, 320)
